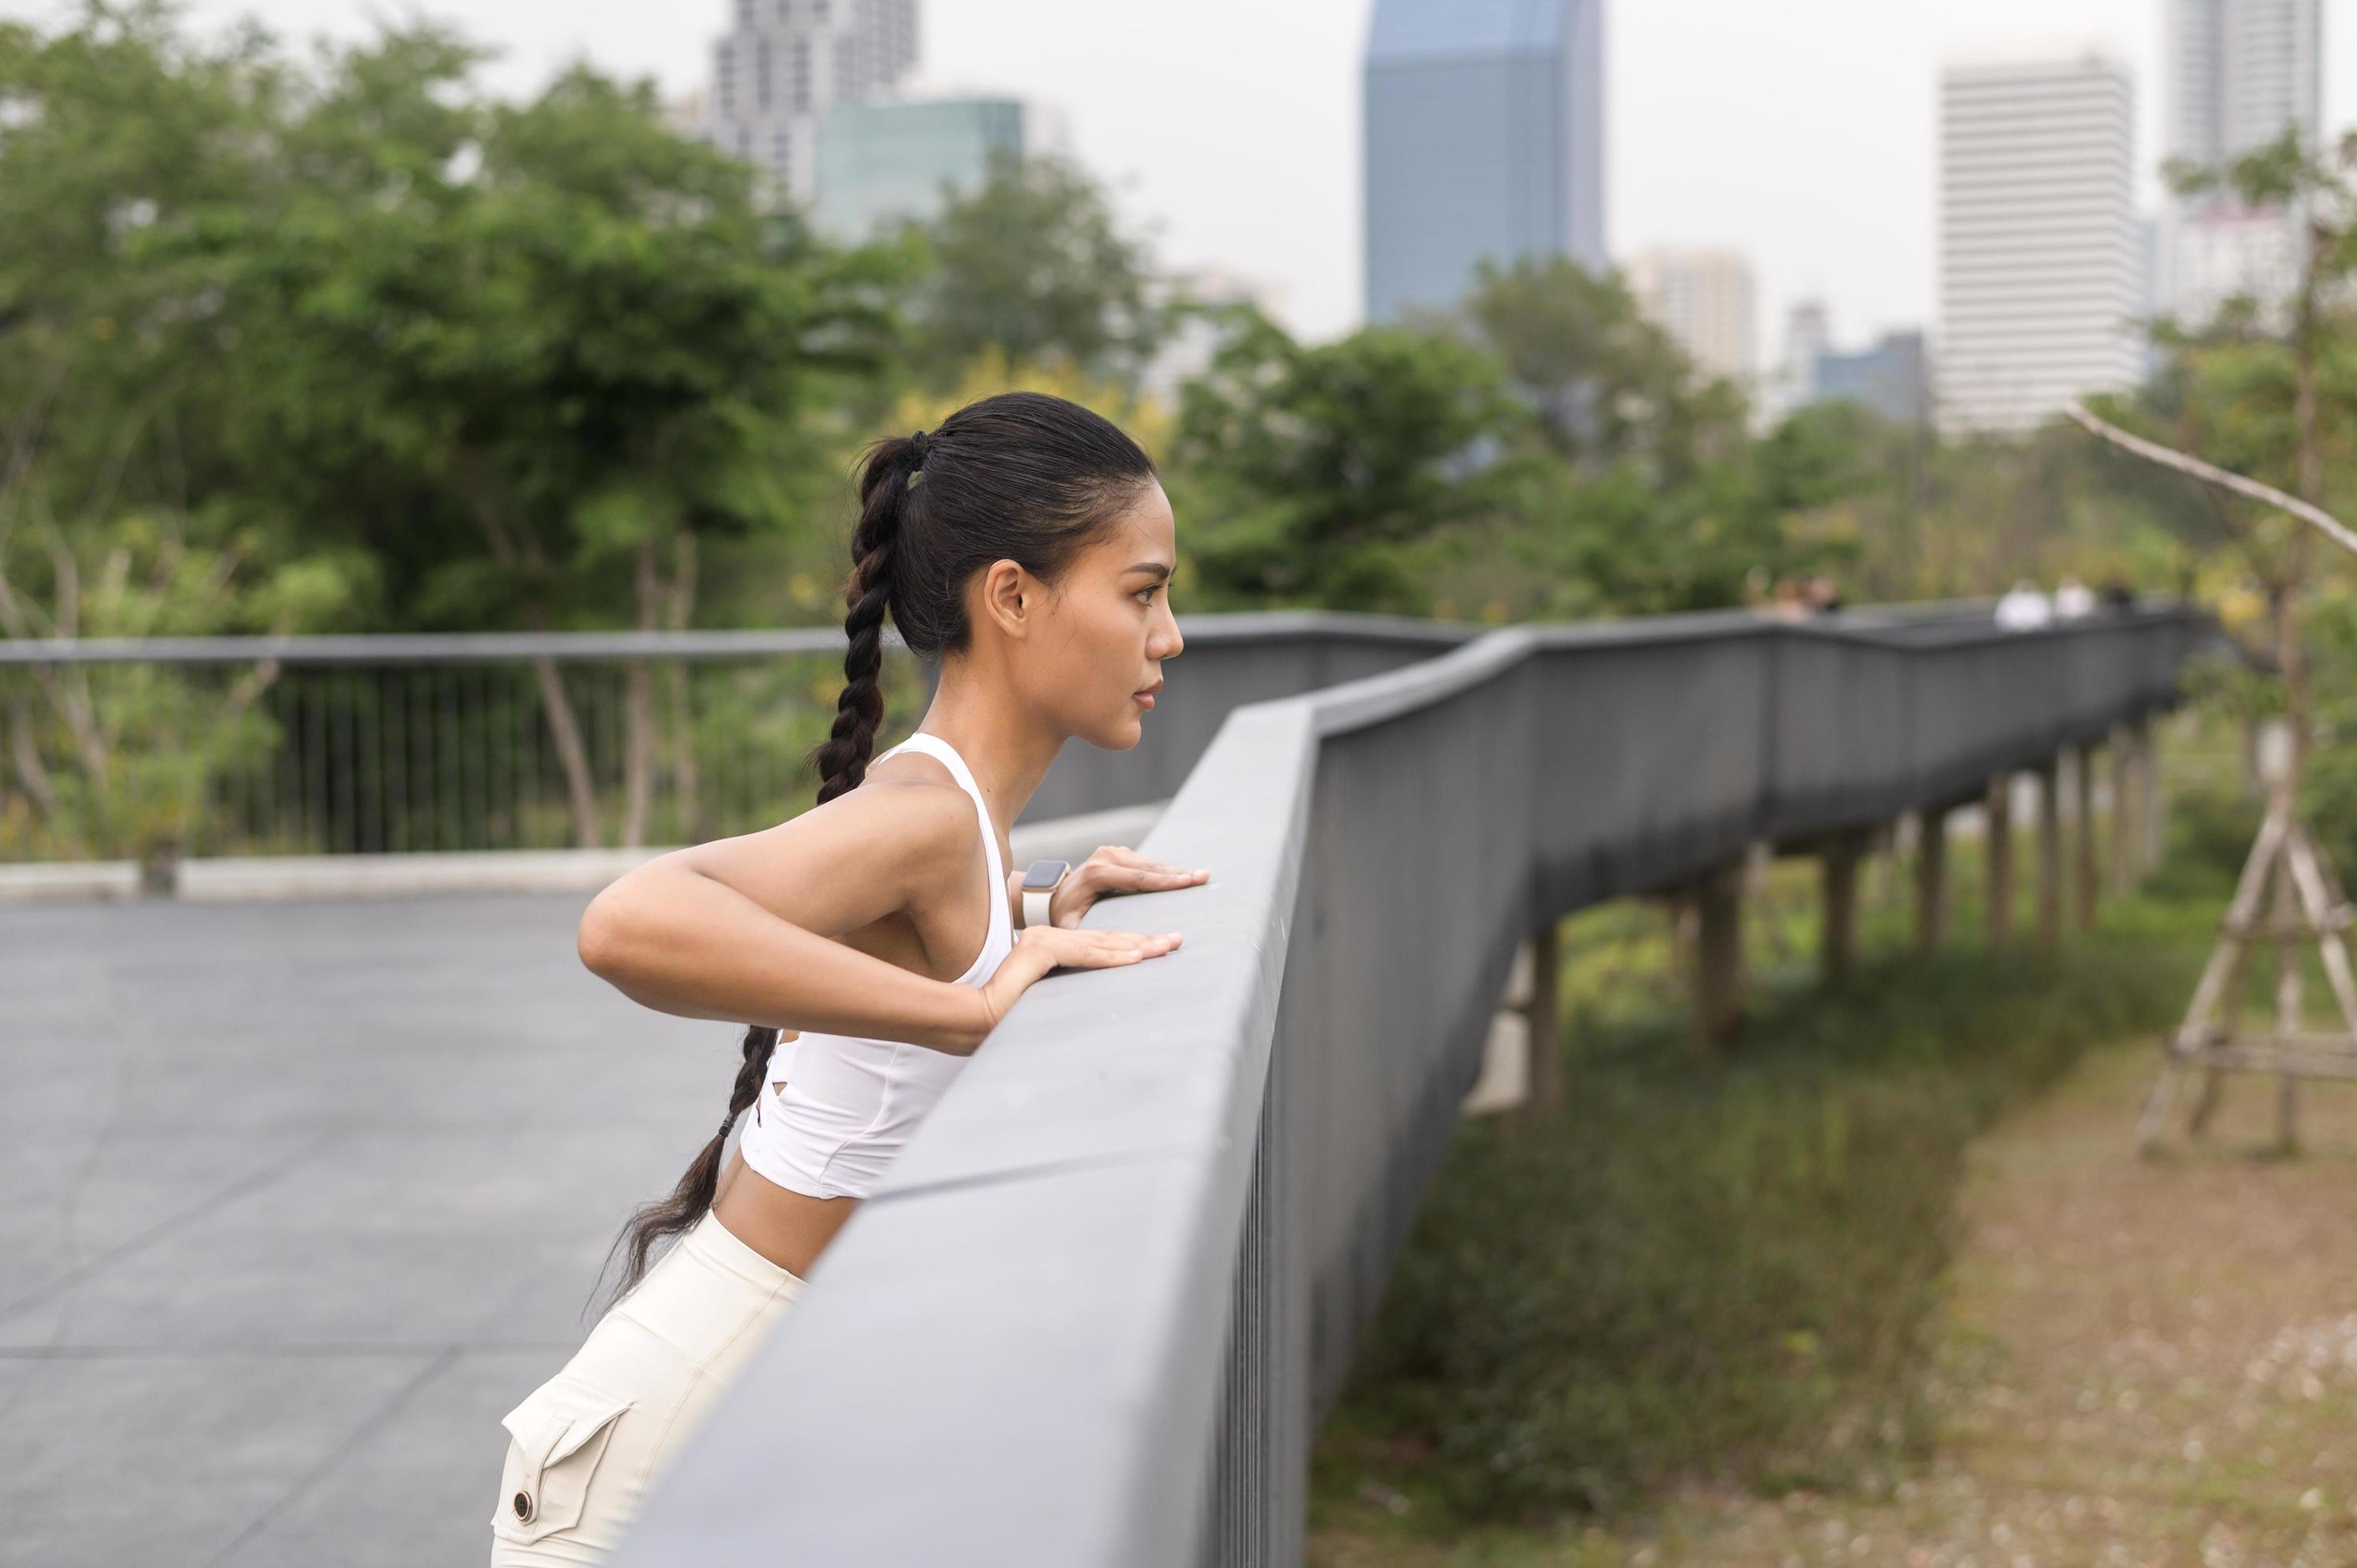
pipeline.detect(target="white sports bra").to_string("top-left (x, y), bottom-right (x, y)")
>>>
top-left (737, 730), bottom-right (1017, 1201)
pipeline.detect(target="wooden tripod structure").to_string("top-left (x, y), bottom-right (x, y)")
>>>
top-left (2136, 761), bottom-right (2357, 1150)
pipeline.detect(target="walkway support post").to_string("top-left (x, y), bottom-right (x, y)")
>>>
top-left (1514, 919), bottom-right (1563, 1123)
top-left (1819, 833), bottom-right (1864, 986)
top-left (1695, 859), bottom-right (1746, 1047)
top-left (2036, 758), bottom-right (2064, 944)
top-left (2110, 726), bottom-right (2138, 898)
top-left (1986, 774), bottom-right (2015, 946)
top-left (1915, 806), bottom-right (1950, 951)
top-left (2140, 715), bottom-right (2167, 876)
top-left (2075, 741), bottom-right (2101, 930)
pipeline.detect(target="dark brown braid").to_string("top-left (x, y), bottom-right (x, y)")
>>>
top-left (599, 394), bottom-right (1155, 1307)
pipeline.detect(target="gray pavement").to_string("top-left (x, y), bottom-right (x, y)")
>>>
top-left (0, 894), bottom-right (740, 1567)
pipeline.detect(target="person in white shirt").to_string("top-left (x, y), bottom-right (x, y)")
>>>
top-left (1994, 580), bottom-right (2054, 630)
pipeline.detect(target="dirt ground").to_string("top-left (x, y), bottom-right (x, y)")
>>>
top-left (1311, 1038), bottom-right (2357, 1567)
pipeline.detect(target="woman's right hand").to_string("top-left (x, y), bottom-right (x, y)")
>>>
top-left (972, 923), bottom-right (1183, 1045)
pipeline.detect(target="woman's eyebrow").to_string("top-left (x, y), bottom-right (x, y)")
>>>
top-left (1125, 561), bottom-right (1173, 579)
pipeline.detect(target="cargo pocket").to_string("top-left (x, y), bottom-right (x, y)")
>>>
top-left (490, 1382), bottom-right (634, 1546)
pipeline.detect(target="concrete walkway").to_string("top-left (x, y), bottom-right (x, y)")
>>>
top-left (0, 894), bottom-right (734, 1567)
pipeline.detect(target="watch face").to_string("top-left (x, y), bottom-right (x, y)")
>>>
top-left (1021, 858), bottom-right (1070, 893)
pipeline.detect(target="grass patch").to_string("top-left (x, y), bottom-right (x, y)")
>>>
top-left (1313, 791), bottom-right (2247, 1543)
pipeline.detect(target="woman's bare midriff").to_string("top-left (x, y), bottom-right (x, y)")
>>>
top-left (710, 1116), bottom-right (858, 1281)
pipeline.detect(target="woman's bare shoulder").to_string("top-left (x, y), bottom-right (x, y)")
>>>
top-left (659, 752), bottom-right (980, 937)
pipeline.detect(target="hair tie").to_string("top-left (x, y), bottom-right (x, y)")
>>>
top-left (716, 1112), bottom-right (736, 1143)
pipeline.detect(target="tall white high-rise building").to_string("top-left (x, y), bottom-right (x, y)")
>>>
top-left (706, 0), bottom-right (918, 204)
top-left (1938, 54), bottom-right (2146, 435)
top-left (1627, 248), bottom-right (1757, 386)
top-left (2161, 0), bottom-right (2322, 323)
top-left (2168, 0), bottom-right (2321, 171)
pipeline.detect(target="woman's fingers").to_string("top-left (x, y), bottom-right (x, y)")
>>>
top-left (1030, 925), bottom-right (1183, 970)
top-left (1082, 847), bottom-right (1211, 894)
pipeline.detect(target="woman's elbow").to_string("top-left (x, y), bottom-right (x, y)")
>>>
top-left (577, 878), bottom-right (646, 984)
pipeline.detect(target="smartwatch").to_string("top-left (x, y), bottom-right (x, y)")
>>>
top-left (1020, 858), bottom-right (1070, 930)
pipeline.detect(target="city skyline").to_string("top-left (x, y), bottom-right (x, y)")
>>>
top-left (83, 0), bottom-right (2357, 350)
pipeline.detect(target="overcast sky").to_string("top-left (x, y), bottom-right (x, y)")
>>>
top-left (22, 0), bottom-right (2357, 357)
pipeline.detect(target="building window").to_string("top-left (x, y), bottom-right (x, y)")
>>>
top-left (792, 38), bottom-right (811, 111)
top-left (716, 43), bottom-right (735, 115)
top-left (772, 129), bottom-right (790, 173)
top-left (756, 38), bottom-right (771, 110)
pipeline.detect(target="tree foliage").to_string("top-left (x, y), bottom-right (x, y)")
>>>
top-left (905, 150), bottom-right (1166, 390)
top-left (1175, 310), bottom-right (1528, 611)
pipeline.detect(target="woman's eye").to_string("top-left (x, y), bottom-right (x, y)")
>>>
top-left (1135, 586), bottom-right (1158, 605)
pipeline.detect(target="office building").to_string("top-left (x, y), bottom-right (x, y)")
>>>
top-left (2160, 0), bottom-right (2322, 322)
top-left (1938, 54), bottom-right (2146, 435)
top-left (814, 97), bottom-right (1026, 239)
top-left (1767, 302), bottom-right (1932, 430)
top-left (1363, 0), bottom-right (1606, 322)
top-left (706, 0), bottom-right (918, 205)
top-left (1627, 248), bottom-right (1757, 385)
top-left (1813, 330), bottom-right (1931, 429)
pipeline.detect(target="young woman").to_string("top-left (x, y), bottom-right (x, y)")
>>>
top-left (488, 392), bottom-right (1204, 1564)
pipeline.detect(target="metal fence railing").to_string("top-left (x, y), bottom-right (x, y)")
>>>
top-left (613, 600), bottom-right (2208, 1568)
top-left (0, 614), bottom-right (1471, 872)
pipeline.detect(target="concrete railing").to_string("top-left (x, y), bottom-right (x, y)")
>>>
top-left (615, 601), bottom-right (2207, 1567)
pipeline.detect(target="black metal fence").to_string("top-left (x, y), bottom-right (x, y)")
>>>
top-left (0, 614), bottom-right (1467, 865)
top-left (614, 601), bottom-right (2206, 1566)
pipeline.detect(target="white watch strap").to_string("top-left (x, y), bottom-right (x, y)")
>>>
top-left (1022, 885), bottom-right (1055, 930)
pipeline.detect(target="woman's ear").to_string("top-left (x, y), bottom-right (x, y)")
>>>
top-left (977, 558), bottom-right (1034, 640)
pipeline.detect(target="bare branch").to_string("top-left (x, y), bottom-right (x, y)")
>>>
top-left (2066, 403), bottom-right (2357, 562)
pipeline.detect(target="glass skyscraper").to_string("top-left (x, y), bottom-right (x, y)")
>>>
top-left (814, 98), bottom-right (1028, 240)
top-left (1362, 0), bottom-right (1606, 323)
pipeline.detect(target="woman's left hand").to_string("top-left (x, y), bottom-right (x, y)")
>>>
top-left (1016, 846), bottom-right (1210, 930)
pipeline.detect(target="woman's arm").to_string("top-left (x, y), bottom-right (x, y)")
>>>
top-left (575, 767), bottom-right (1187, 1054)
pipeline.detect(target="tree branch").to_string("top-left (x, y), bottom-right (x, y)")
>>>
top-left (2065, 402), bottom-right (2357, 563)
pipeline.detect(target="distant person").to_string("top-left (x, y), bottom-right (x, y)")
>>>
top-left (486, 393), bottom-right (1207, 1563)
top-left (2100, 577), bottom-right (2136, 611)
top-left (2054, 575), bottom-right (2097, 619)
top-left (1804, 573), bottom-right (1844, 615)
top-left (1994, 579), bottom-right (2053, 630)
top-left (1763, 575), bottom-right (1812, 622)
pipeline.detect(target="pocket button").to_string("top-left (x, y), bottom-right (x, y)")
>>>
top-left (513, 1490), bottom-right (534, 1523)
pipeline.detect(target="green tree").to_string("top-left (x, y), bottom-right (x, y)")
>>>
top-left (906, 151), bottom-right (1165, 389)
top-left (160, 38), bottom-right (901, 844)
top-left (1175, 310), bottom-right (1527, 612)
top-left (1453, 254), bottom-right (1749, 487)
top-left (0, 4), bottom-right (369, 867)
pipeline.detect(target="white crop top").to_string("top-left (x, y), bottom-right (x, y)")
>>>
top-left (738, 730), bottom-right (1017, 1201)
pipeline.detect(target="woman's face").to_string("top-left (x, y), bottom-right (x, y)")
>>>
top-left (1014, 478), bottom-right (1184, 750)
